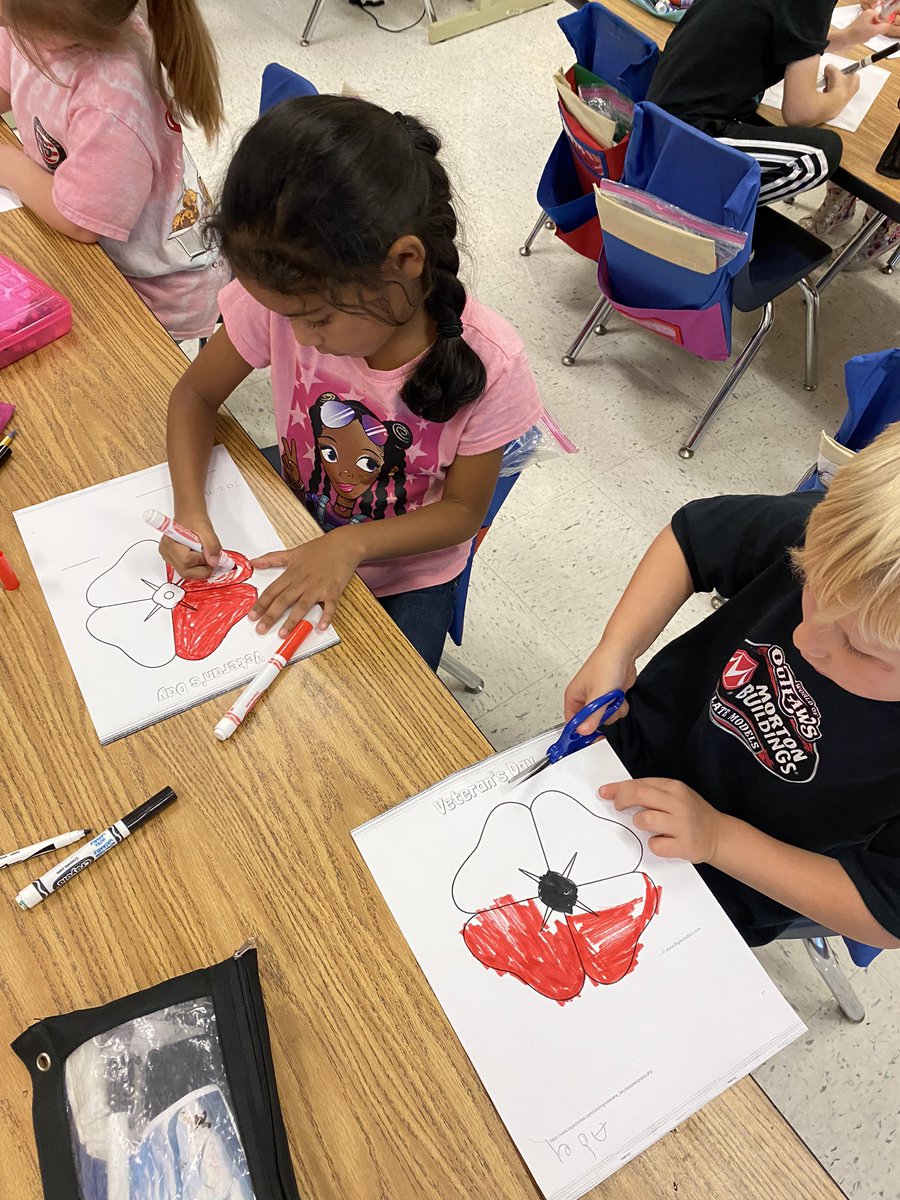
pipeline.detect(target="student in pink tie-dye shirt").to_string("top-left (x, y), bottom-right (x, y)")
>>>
top-left (0, 0), bottom-right (226, 342)
top-left (162, 96), bottom-right (544, 670)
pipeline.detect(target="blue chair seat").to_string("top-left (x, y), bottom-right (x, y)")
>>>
top-left (733, 207), bottom-right (830, 314)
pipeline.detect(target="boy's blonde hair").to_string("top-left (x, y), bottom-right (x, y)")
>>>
top-left (792, 421), bottom-right (900, 651)
top-left (5, 0), bottom-right (223, 139)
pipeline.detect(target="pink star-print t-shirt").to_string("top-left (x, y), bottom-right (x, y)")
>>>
top-left (0, 18), bottom-right (226, 341)
top-left (219, 278), bottom-right (545, 597)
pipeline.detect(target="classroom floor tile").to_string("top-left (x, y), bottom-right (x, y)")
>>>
top-left (193, 3), bottom-right (900, 1195)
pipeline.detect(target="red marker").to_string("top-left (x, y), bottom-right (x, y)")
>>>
top-left (0, 551), bottom-right (19, 590)
top-left (214, 605), bottom-right (323, 741)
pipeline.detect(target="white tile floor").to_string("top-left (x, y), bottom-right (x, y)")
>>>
top-left (191, 2), bottom-right (900, 1194)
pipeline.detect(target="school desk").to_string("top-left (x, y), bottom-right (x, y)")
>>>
top-left (0, 124), bottom-right (845, 1200)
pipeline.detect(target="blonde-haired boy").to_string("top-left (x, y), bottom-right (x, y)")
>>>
top-left (566, 424), bottom-right (900, 948)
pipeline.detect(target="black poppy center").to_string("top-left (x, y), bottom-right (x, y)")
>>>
top-left (538, 869), bottom-right (578, 914)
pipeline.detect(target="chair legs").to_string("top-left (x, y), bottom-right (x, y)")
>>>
top-left (678, 301), bottom-right (774, 459)
top-left (519, 210), bottom-right (554, 257)
top-left (882, 241), bottom-right (900, 276)
top-left (803, 936), bottom-right (866, 1023)
top-left (439, 652), bottom-right (484, 694)
top-left (562, 296), bottom-right (614, 366)
top-left (796, 276), bottom-right (819, 392)
top-left (300, 0), bottom-right (327, 45)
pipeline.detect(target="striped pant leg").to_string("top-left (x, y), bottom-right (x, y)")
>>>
top-left (715, 123), bottom-right (843, 205)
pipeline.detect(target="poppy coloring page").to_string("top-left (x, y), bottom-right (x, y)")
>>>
top-left (354, 736), bottom-right (805, 1200)
top-left (15, 446), bottom-right (339, 743)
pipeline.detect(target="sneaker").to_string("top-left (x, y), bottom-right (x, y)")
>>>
top-left (846, 214), bottom-right (900, 270)
top-left (800, 187), bottom-right (857, 236)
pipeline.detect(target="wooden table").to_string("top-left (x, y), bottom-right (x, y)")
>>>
top-left (600, 0), bottom-right (900, 223)
top-left (0, 134), bottom-right (844, 1199)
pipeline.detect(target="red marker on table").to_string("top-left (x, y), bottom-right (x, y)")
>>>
top-left (0, 551), bottom-right (19, 590)
top-left (214, 605), bottom-right (323, 741)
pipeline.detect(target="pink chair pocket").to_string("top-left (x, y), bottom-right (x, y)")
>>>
top-left (597, 248), bottom-right (730, 361)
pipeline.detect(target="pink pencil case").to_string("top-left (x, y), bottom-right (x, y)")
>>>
top-left (0, 254), bottom-right (72, 370)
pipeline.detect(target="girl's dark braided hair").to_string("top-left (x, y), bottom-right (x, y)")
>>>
top-left (207, 95), bottom-right (487, 423)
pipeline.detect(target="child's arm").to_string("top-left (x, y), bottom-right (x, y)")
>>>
top-left (0, 89), bottom-right (11, 113)
top-left (781, 57), bottom-right (860, 126)
top-left (601, 777), bottom-right (900, 949)
top-left (564, 526), bottom-right (694, 735)
top-left (248, 447), bottom-right (505, 634)
top-left (162, 326), bottom-right (253, 579)
top-left (0, 146), bottom-right (100, 241)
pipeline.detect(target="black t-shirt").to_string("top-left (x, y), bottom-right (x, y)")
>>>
top-left (606, 493), bottom-right (900, 946)
top-left (645, 0), bottom-right (834, 132)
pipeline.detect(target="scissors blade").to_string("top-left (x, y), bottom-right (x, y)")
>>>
top-left (510, 755), bottom-right (551, 788)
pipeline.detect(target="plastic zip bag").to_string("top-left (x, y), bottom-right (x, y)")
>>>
top-left (577, 84), bottom-right (635, 143)
top-left (499, 415), bottom-right (579, 478)
top-left (598, 178), bottom-right (748, 268)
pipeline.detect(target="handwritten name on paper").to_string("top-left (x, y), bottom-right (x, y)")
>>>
top-left (543, 1070), bottom-right (654, 1165)
top-left (431, 756), bottom-right (536, 815)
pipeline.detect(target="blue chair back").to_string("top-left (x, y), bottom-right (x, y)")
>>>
top-left (595, 102), bottom-right (759, 357)
top-left (798, 348), bottom-right (900, 492)
top-left (558, 3), bottom-right (659, 102)
top-left (259, 64), bottom-right (318, 116)
top-left (537, 5), bottom-right (659, 256)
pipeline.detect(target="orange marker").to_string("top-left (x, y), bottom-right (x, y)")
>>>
top-left (0, 551), bottom-right (19, 590)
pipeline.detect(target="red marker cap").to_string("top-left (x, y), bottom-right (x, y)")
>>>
top-left (0, 551), bottom-right (20, 590)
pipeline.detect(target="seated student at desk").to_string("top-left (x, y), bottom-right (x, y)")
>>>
top-left (565, 425), bottom-right (900, 949)
top-left (645, 0), bottom-right (895, 204)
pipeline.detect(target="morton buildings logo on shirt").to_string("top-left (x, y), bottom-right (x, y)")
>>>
top-left (709, 642), bottom-right (822, 783)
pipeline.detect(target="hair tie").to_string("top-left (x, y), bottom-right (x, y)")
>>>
top-left (436, 318), bottom-right (463, 340)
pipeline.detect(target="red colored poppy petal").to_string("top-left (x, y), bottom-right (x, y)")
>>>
top-left (172, 582), bottom-right (258, 660)
top-left (462, 895), bottom-right (586, 1003)
top-left (568, 873), bottom-right (661, 986)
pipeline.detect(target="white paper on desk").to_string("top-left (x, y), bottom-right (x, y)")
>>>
top-left (830, 4), bottom-right (900, 55)
top-left (763, 54), bottom-right (889, 133)
top-left (353, 736), bottom-right (805, 1200)
top-left (15, 445), bottom-right (340, 744)
top-left (0, 186), bottom-right (22, 212)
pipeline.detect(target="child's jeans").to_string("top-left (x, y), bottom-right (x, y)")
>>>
top-left (378, 575), bottom-right (460, 672)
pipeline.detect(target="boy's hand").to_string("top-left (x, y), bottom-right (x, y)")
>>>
top-left (158, 514), bottom-right (222, 581)
top-left (834, 7), bottom-right (896, 49)
top-left (249, 533), bottom-right (361, 635)
top-left (824, 63), bottom-right (862, 103)
top-left (564, 645), bottom-right (637, 734)
top-left (600, 777), bottom-right (725, 864)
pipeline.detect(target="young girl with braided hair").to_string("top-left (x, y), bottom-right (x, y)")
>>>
top-left (162, 95), bottom-right (543, 670)
top-left (0, 0), bottom-right (225, 342)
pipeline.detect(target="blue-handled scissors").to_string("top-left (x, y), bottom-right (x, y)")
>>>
top-left (511, 689), bottom-right (626, 788)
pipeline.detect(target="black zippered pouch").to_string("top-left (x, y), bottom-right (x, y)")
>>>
top-left (12, 945), bottom-right (301, 1200)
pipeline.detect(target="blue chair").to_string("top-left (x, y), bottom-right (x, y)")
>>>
top-left (780, 349), bottom-right (900, 1021)
top-left (580, 102), bottom-right (831, 458)
top-left (520, 4), bottom-right (659, 264)
top-left (439, 430), bottom-right (540, 692)
top-left (259, 63), bottom-right (318, 114)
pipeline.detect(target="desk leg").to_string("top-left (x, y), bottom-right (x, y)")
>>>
top-left (816, 211), bottom-right (887, 293)
top-left (881, 242), bottom-right (900, 275)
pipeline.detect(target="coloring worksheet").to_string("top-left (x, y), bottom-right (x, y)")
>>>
top-left (15, 446), bottom-right (339, 743)
top-left (353, 735), bottom-right (805, 1200)
top-left (762, 54), bottom-right (890, 133)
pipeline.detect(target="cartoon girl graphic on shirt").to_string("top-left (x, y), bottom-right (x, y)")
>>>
top-left (286, 393), bottom-right (412, 531)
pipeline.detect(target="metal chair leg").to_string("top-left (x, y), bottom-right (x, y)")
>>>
top-left (882, 242), bottom-right (900, 276)
top-left (678, 301), bottom-right (774, 459)
top-left (424, 0), bottom-right (438, 23)
top-left (519, 210), bottom-right (549, 257)
top-left (439, 652), bottom-right (484, 694)
top-left (562, 296), bottom-right (613, 366)
top-left (300, 0), bottom-right (327, 46)
top-left (797, 276), bottom-right (819, 392)
top-left (803, 937), bottom-right (865, 1023)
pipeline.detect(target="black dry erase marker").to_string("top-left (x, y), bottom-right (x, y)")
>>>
top-left (15, 786), bottom-right (177, 910)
